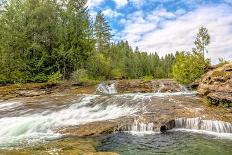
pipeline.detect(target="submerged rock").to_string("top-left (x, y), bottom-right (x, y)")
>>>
top-left (0, 138), bottom-right (119, 155)
top-left (198, 63), bottom-right (232, 105)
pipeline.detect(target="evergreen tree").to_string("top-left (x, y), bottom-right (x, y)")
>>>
top-left (0, 0), bottom-right (176, 84)
top-left (94, 11), bottom-right (111, 53)
top-left (194, 26), bottom-right (210, 60)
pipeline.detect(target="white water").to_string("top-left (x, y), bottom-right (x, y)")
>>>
top-left (97, 83), bottom-right (117, 94)
top-left (175, 118), bottom-right (232, 134)
top-left (0, 95), bottom-right (136, 147)
top-left (127, 118), bottom-right (155, 134)
top-left (116, 91), bottom-right (196, 98)
top-left (0, 101), bottom-right (22, 111)
top-left (0, 90), bottom-right (229, 147)
top-left (157, 81), bottom-right (165, 93)
top-left (179, 84), bottom-right (188, 92)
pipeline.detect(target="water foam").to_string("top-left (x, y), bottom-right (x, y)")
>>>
top-left (0, 101), bottom-right (22, 111)
top-left (97, 83), bottom-right (117, 94)
top-left (0, 95), bottom-right (136, 147)
top-left (174, 118), bottom-right (232, 139)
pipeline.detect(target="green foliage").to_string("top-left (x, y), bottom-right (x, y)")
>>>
top-left (88, 53), bottom-right (111, 79)
top-left (204, 97), bottom-right (232, 107)
top-left (94, 11), bottom-right (112, 52)
top-left (111, 68), bottom-right (123, 79)
top-left (71, 69), bottom-right (89, 82)
top-left (173, 51), bottom-right (208, 84)
top-left (218, 58), bottom-right (229, 67)
top-left (143, 75), bottom-right (154, 81)
top-left (173, 27), bottom-right (211, 84)
top-left (32, 74), bottom-right (48, 83)
top-left (0, 0), bottom-right (176, 84)
top-left (194, 26), bottom-right (210, 59)
top-left (48, 72), bottom-right (62, 84)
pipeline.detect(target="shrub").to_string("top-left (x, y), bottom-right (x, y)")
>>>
top-left (143, 75), bottom-right (154, 81)
top-left (32, 73), bottom-right (48, 83)
top-left (48, 72), bottom-right (62, 83)
top-left (111, 68), bottom-right (123, 79)
top-left (173, 51), bottom-right (209, 84)
top-left (71, 69), bottom-right (89, 82)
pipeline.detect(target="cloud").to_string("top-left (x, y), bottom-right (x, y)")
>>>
top-left (114, 0), bottom-right (128, 8)
top-left (102, 8), bottom-right (122, 18)
top-left (86, 0), bottom-right (105, 9)
top-left (120, 4), bottom-right (232, 63)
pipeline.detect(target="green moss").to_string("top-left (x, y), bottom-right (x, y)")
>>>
top-left (211, 70), bottom-right (226, 77)
top-left (202, 96), bottom-right (232, 107)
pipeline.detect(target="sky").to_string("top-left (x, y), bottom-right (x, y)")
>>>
top-left (87, 0), bottom-right (232, 63)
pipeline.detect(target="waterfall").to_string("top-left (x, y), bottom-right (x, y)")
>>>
top-left (97, 82), bottom-right (117, 94)
top-left (157, 81), bottom-right (165, 93)
top-left (127, 119), bottom-right (154, 134)
top-left (0, 95), bottom-right (136, 146)
top-left (175, 118), bottom-right (232, 133)
top-left (179, 84), bottom-right (188, 92)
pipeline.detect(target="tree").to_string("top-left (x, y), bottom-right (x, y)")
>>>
top-left (194, 26), bottom-right (210, 60)
top-left (173, 26), bottom-right (211, 84)
top-left (0, 0), bottom-right (177, 84)
top-left (173, 51), bottom-right (206, 84)
top-left (94, 11), bottom-right (111, 53)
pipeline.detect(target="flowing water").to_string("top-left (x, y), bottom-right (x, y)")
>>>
top-left (98, 132), bottom-right (232, 155)
top-left (97, 82), bottom-right (117, 94)
top-left (0, 84), bottom-right (232, 154)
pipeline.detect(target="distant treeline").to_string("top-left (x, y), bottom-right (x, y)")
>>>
top-left (0, 0), bottom-right (176, 84)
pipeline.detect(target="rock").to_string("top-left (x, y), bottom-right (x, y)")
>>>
top-left (56, 118), bottom-right (134, 137)
top-left (0, 138), bottom-right (119, 155)
top-left (117, 79), bottom-right (188, 93)
top-left (198, 63), bottom-right (232, 103)
top-left (15, 90), bottom-right (49, 97)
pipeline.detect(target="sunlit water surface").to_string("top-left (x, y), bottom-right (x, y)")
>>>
top-left (98, 131), bottom-right (232, 155)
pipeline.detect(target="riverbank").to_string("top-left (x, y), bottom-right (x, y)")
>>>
top-left (0, 79), bottom-right (190, 100)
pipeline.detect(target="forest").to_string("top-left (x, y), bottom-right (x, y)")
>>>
top-left (0, 0), bottom-right (210, 84)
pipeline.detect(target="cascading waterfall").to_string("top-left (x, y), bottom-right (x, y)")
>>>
top-left (97, 82), bottom-right (117, 94)
top-left (175, 118), bottom-right (232, 133)
top-left (127, 119), bottom-right (155, 134)
top-left (0, 95), bottom-right (136, 147)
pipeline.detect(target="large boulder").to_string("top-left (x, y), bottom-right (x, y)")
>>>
top-left (198, 63), bottom-right (232, 104)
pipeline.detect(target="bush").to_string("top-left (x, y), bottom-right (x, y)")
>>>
top-left (143, 75), bottom-right (154, 81)
top-left (203, 96), bottom-right (232, 107)
top-left (173, 51), bottom-right (209, 84)
top-left (0, 74), bottom-right (7, 84)
top-left (111, 68), bottom-right (123, 79)
top-left (48, 72), bottom-right (62, 83)
top-left (32, 73), bottom-right (48, 83)
top-left (71, 69), bottom-right (89, 82)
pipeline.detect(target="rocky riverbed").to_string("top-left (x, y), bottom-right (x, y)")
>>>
top-left (0, 78), bottom-right (232, 154)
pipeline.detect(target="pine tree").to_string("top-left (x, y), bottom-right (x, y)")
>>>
top-left (194, 26), bottom-right (210, 60)
top-left (94, 11), bottom-right (111, 53)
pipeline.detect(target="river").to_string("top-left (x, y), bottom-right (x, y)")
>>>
top-left (0, 82), bottom-right (231, 154)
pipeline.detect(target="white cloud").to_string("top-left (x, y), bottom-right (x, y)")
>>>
top-left (114, 0), bottom-right (128, 8)
top-left (86, 0), bottom-right (105, 8)
top-left (120, 5), bottom-right (232, 63)
top-left (102, 8), bottom-right (122, 18)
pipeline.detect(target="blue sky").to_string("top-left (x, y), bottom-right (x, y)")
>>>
top-left (87, 0), bottom-right (232, 63)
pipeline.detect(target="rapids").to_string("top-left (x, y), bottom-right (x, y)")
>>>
top-left (0, 84), bottom-right (231, 153)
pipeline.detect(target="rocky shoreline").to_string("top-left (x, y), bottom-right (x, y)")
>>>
top-left (198, 63), bottom-right (232, 107)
